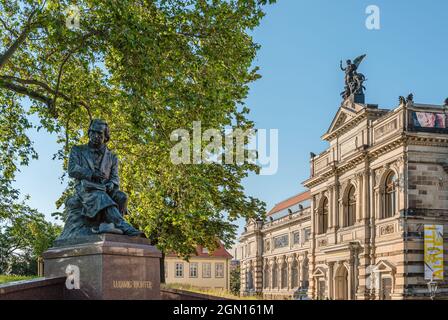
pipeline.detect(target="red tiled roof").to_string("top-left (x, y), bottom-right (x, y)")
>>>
top-left (267, 190), bottom-right (311, 216)
top-left (167, 241), bottom-right (233, 259)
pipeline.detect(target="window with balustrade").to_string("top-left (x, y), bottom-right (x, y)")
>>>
top-left (318, 197), bottom-right (329, 234)
top-left (344, 185), bottom-right (356, 227)
top-left (382, 171), bottom-right (397, 219)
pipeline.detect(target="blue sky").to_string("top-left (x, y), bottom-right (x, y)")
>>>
top-left (13, 0), bottom-right (448, 239)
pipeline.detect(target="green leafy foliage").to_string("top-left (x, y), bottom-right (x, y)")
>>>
top-left (0, 0), bottom-right (274, 259)
top-left (230, 264), bottom-right (241, 296)
top-left (0, 208), bottom-right (62, 275)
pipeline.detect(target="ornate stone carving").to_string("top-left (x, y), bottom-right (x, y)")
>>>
top-left (373, 167), bottom-right (386, 188)
top-left (287, 255), bottom-right (295, 264)
top-left (354, 172), bottom-right (363, 180)
top-left (396, 155), bottom-right (405, 166)
top-left (340, 180), bottom-right (350, 195)
top-left (264, 239), bottom-right (270, 252)
top-left (375, 119), bottom-right (398, 140)
top-left (318, 238), bottom-right (328, 247)
top-left (380, 224), bottom-right (395, 236)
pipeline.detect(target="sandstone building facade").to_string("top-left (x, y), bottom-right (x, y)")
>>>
top-left (239, 97), bottom-right (448, 299)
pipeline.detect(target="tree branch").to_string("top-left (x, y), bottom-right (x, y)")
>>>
top-left (0, 75), bottom-right (92, 119)
top-left (52, 53), bottom-right (72, 116)
top-left (53, 29), bottom-right (105, 118)
top-left (0, 78), bottom-right (54, 107)
top-left (0, 16), bottom-right (18, 37)
top-left (0, 8), bottom-right (39, 70)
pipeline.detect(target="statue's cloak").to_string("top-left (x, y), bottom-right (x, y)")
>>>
top-left (57, 144), bottom-right (120, 240)
top-left (68, 144), bottom-right (119, 218)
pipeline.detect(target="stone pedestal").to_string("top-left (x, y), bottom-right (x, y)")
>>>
top-left (43, 234), bottom-right (161, 300)
top-left (353, 93), bottom-right (365, 104)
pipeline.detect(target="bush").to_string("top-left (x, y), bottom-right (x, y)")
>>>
top-left (230, 265), bottom-right (241, 296)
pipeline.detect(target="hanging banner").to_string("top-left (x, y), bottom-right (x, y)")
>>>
top-left (424, 224), bottom-right (444, 280)
top-left (412, 112), bottom-right (447, 129)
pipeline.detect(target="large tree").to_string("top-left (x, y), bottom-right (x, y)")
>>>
top-left (0, 0), bottom-right (273, 258)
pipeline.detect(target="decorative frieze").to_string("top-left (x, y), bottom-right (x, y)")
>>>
top-left (374, 118), bottom-right (398, 142)
top-left (379, 224), bottom-right (395, 236)
top-left (273, 234), bottom-right (289, 249)
top-left (317, 238), bottom-right (328, 247)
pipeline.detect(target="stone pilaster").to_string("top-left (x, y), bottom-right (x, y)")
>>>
top-left (269, 257), bottom-right (275, 291)
top-left (253, 257), bottom-right (264, 294)
top-left (328, 261), bottom-right (335, 300)
top-left (356, 172), bottom-right (364, 222)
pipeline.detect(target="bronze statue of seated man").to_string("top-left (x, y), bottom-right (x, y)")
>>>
top-left (57, 119), bottom-right (143, 240)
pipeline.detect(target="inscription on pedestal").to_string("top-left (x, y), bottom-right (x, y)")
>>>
top-left (112, 280), bottom-right (153, 289)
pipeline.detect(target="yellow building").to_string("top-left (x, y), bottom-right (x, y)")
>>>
top-left (165, 242), bottom-right (232, 291)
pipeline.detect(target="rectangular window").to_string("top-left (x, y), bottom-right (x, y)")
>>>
top-left (293, 231), bottom-right (300, 245)
top-left (304, 228), bottom-right (311, 241)
top-left (202, 263), bottom-right (211, 278)
top-left (273, 234), bottom-right (289, 248)
top-left (189, 263), bottom-right (198, 278)
top-left (215, 263), bottom-right (224, 278)
top-left (175, 262), bottom-right (184, 278)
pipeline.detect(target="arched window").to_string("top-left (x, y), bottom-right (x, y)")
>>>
top-left (247, 269), bottom-right (254, 290)
top-left (291, 260), bottom-right (299, 288)
top-left (281, 263), bottom-right (288, 289)
top-left (345, 185), bottom-right (356, 227)
top-left (383, 172), bottom-right (397, 219)
top-left (318, 197), bottom-right (329, 234)
top-left (264, 263), bottom-right (270, 289)
top-left (272, 261), bottom-right (278, 288)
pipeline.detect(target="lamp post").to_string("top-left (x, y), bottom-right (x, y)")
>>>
top-left (427, 276), bottom-right (438, 300)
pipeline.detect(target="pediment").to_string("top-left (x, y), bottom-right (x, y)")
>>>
top-left (326, 107), bottom-right (357, 135)
top-left (323, 102), bottom-right (366, 140)
top-left (373, 260), bottom-right (396, 273)
top-left (312, 266), bottom-right (327, 277)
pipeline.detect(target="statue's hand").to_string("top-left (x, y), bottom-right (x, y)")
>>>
top-left (105, 182), bottom-right (115, 193)
top-left (92, 169), bottom-right (105, 183)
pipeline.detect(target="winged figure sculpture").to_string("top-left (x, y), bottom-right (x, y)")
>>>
top-left (340, 54), bottom-right (367, 100)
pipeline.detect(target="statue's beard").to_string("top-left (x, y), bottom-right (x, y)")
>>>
top-left (89, 139), bottom-right (103, 148)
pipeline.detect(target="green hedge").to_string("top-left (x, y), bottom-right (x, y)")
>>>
top-left (0, 275), bottom-right (36, 285)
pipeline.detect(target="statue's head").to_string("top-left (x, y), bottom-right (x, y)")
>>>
top-left (346, 59), bottom-right (352, 65)
top-left (88, 119), bottom-right (110, 147)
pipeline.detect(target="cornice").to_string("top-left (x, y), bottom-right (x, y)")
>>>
top-left (304, 135), bottom-right (406, 189)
